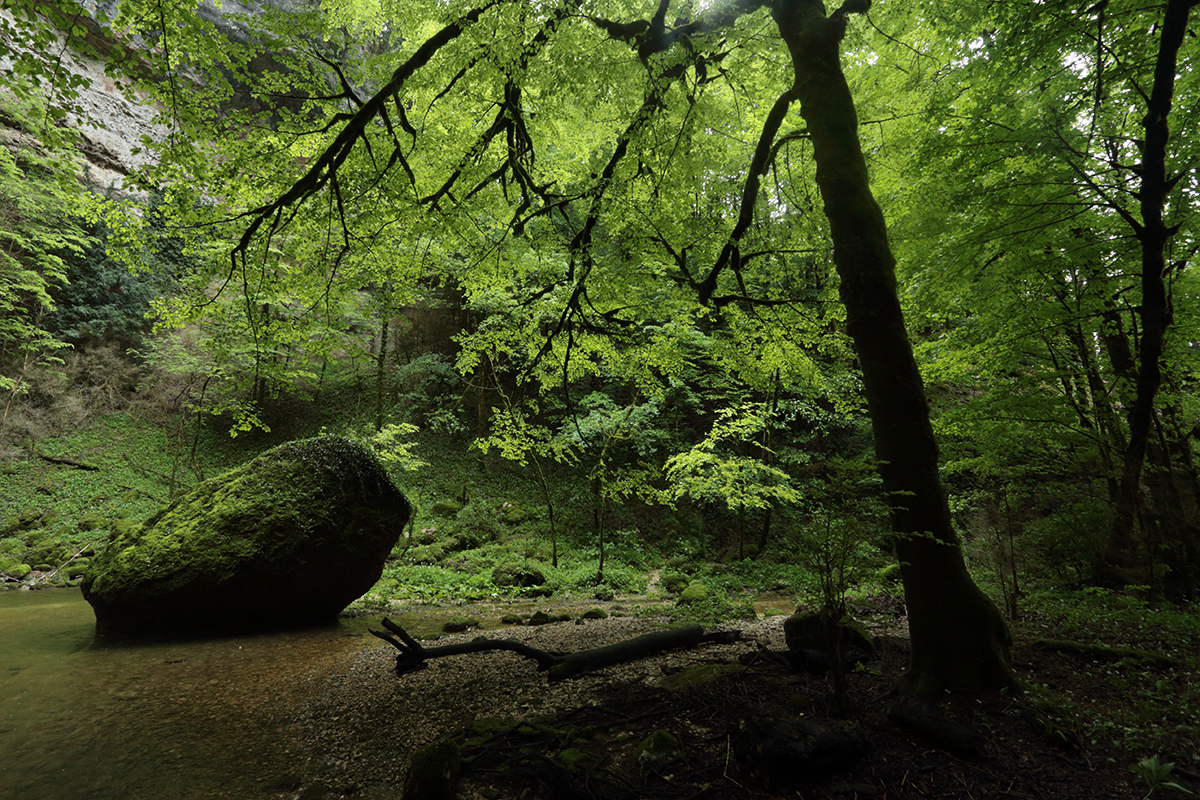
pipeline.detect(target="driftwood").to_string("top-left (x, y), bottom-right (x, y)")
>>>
top-left (370, 617), bottom-right (742, 681)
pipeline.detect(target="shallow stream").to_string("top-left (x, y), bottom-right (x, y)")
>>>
top-left (1, 589), bottom-right (561, 799)
top-left (1, 588), bottom-right (396, 798)
top-left (1, 589), bottom-right (797, 799)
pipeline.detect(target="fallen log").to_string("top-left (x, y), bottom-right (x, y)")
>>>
top-left (35, 451), bottom-right (100, 470)
top-left (369, 617), bottom-right (742, 681)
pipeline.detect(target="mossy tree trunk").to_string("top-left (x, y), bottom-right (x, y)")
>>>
top-left (771, 0), bottom-right (1017, 695)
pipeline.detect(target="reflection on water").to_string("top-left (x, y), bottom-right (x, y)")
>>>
top-left (0, 589), bottom-right (388, 800)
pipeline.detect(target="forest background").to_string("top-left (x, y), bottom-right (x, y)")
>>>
top-left (1, 0), bottom-right (1199, 778)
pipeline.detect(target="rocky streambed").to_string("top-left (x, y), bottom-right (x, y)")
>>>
top-left (0, 588), bottom-right (780, 799)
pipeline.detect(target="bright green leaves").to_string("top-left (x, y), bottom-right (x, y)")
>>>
top-left (0, 89), bottom-right (93, 420)
top-left (664, 402), bottom-right (801, 513)
top-left (474, 402), bottom-right (577, 468)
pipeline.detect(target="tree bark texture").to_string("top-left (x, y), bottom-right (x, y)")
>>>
top-left (771, 0), bottom-right (1016, 694)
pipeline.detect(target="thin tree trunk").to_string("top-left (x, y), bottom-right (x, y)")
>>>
top-left (532, 454), bottom-right (559, 568)
top-left (771, 0), bottom-right (1015, 694)
top-left (756, 369), bottom-right (782, 558)
top-left (375, 302), bottom-right (391, 433)
top-left (1106, 0), bottom-right (1198, 572)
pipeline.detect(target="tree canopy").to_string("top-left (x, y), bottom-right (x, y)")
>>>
top-left (2, 0), bottom-right (1198, 697)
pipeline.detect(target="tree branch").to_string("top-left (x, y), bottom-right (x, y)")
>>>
top-left (369, 617), bottom-right (742, 681)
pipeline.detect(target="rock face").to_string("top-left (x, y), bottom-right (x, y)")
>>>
top-left (0, 0), bottom-right (316, 193)
top-left (81, 436), bottom-right (411, 637)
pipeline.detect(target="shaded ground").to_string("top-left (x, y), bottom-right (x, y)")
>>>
top-left (287, 597), bottom-right (1199, 800)
top-left (446, 640), bottom-right (1155, 800)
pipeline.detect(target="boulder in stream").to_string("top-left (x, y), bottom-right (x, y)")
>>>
top-left (82, 436), bottom-right (411, 637)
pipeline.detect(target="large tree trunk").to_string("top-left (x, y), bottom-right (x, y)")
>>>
top-left (771, 0), bottom-right (1016, 695)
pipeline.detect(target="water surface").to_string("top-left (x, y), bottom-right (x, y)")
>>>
top-left (1, 589), bottom-right (385, 799)
top-left (2, 588), bottom-right (795, 798)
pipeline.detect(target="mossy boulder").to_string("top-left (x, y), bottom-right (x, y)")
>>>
top-left (661, 572), bottom-right (690, 594)
top-left (491, 562), bottom-right (547, 589)
top-left (677, 583), bottom-right (714, 605)
top-left (783, 609), bottom-right (875, 659)
top-left (403, 738), bottom-right (460, 800)
top-left (81, 436), bottom-right (411, 638)
top-left (442, 616), bottom-right (481, 633)
top-left (633, 729), bottom-right (682, 772)
top-left (0, 556), bottom-right (31, 580)
top-left (429, 500), bottom-right (462, 518)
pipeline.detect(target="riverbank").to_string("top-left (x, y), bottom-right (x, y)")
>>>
top-left (4, 588), bottom-right (1193, 800)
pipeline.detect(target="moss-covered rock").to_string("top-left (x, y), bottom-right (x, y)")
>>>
top-left (0, 557), bottom-right (31, 580)
top-left (429, 500), bottom-right (462, 518)
top-left (783, 609), bottom-right (875, 658)
top-left (677, 583), bottom-right (714, 605)
top-left (498, 502), bottom-right (532, 524)
top-left (77, 513), bottom-right (107, 532)
top-left (442, 616), bottom-right (480, 633)
top-left (633, 729), bottom-right (681, 772)
top-left (661, 572), bottom-right (690, 594)
top-left (403, 738), bottom-right (460, 800)
top-left (81, 436), bottom-right (411, 637)
top-left (406, 544), bottom-right (445, 565)
top-left (491, 562), bottom-right (546, 589)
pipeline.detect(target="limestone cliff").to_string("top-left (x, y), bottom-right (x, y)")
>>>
top-left (0, 0), bottom-right (315, 192)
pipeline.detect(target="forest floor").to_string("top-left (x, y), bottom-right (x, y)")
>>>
top-left (450, 635), bottom-right (1186, 799)
top-left (287, 595), bottom-right (1198, 800)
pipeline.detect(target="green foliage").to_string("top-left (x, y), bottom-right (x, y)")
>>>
top-left (48, 194), bottom-right (181, 351)
top-left (0, 87), bottom-right (91, 422)
top-left (664, 402), bottom-right (800, 513)
top-left (373, 564), bottom-right (499, 603)
top-left (791, 458), bottom-right (888, 611)
top-left (338, 422), bottom-right (428, 475)
top-left (1019, 587), bottom-right (1200, 755)
top-left (1130, 755), bottom-right (1193, 799)
top-left (663, 587), bottom-right (759, 626)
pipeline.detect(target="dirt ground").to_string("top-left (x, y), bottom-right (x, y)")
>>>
top-left (287, 600), bottom-right (1197, 800)
top-left (446, 638), bottom-right (1159, 800)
